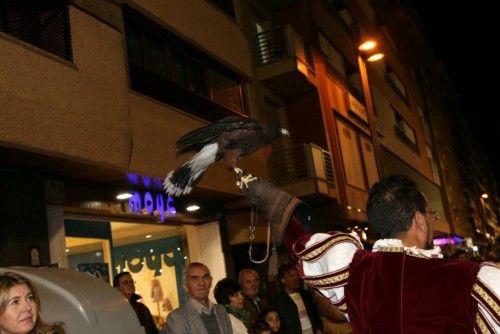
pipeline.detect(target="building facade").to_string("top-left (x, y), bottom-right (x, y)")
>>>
top-left (1, 0), bottom-right (498, 327)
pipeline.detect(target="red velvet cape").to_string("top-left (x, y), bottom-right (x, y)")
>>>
top-left (345, 250), bottom-right (480, 333)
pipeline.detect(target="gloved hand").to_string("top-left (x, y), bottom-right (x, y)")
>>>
top-left (235, 170), bottom-right (311, 245)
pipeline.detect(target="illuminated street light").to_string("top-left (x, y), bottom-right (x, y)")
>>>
top-left (367, 53), bottom-right (385, 62)
top-left (359, 39), bottom-right (385, 62)
top-left (358, 40), bottom-right (377, 51)
top-left (481, 193), bottom-right (488, 199)
top-left (357, 39), bottom-right (385, 177)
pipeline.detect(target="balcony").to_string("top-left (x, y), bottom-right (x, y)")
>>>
top-left (268, 144), bottom-right (337, 201)
top-left (254, 26), bottom-right (316, 100)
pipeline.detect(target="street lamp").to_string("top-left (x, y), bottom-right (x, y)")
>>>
top-left (357, 39), bottom-right (385, 177)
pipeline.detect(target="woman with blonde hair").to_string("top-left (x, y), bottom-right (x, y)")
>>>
top-left (0, 272), bottom-right (65, 334)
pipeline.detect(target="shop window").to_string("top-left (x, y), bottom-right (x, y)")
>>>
top-left (123, 6), bottom-right (245, 121)
top-left (65, 219), bottom-right (187, 330)
top-left (0, 0), bottom-right (72, 60)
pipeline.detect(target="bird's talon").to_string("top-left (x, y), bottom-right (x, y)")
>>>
top-left (237, 173), bottom-right (258, 190)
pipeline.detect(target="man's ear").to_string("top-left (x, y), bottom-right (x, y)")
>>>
top-left (414, 211), bottom-right (428, 233)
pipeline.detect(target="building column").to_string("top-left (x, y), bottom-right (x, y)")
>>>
top-left (46, 205), bottom-right (68, 268)
top-left (185, 221), bottom-right (227, 298)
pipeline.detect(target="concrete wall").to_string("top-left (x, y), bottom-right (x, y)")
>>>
top-left (0, 6), bottom-right (131, 169)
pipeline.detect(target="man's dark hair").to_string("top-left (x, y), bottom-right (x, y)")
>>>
top-left (367, 175), bottom-right (426, 238)
top-left (213, 278), bottom-right (241, 305)
top-left (113, 271), bottom-right (130, 288)
top-left (277, 262), bottom-right (297, 281)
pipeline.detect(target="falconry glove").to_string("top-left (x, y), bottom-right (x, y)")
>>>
top-left (235, 171), bottom-right (311, 246)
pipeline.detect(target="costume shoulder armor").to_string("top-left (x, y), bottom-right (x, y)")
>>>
top-left (294, 232), bottom-right (363, 262)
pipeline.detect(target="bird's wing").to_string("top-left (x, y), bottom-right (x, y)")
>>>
top-left (175, 116), bottom-right (261, 153)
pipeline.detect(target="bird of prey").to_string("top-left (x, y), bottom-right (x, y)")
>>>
top-left (163, 116), bottom-right (289, 196)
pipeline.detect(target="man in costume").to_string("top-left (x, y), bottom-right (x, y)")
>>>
top-left (237, 173), bottom-right (499, 333)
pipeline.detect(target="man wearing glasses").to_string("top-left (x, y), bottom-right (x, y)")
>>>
top-left (238, 173), bottom-right (499, 333)
top-left (166, 262), bottom-right (232, 333)
top-left (113, 272), bottom-right (159, 334)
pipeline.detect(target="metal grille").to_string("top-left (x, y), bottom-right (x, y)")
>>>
top-left (268, 144), bottom-right (335, 186)
top-left (0, 1), bottom-right (72, 60)
top-left (254, 26), bottom-right (289, 65)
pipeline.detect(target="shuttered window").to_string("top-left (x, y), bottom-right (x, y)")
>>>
top-left (0, 1), bottom-right (72, 60)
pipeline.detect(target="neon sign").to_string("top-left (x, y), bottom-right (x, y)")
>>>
top-left (126, 173), bottom-right (176, 222)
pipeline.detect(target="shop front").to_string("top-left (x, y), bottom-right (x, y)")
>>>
top-left (46, 173), bottom-right (229, 329)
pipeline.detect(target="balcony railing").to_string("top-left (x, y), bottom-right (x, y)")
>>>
top-left (268, 144), bottom-right (336, 199)
top-left (254, 26), bottom-right (316, 100)
top-left (255, 25), bottom-right (314, 71)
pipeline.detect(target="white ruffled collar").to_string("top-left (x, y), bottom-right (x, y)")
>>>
top-left (373, 239), bottom-right (443, 258)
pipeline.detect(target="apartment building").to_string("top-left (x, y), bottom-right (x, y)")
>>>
top-left (0, 0), bottom-right (497, 325)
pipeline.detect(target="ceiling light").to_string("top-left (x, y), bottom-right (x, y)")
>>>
top-left (145, 234), bottom-right (152, 239)
top-left (186, 204), bottom-right (200, 212)
top-left (116, 192), bottom-right (133, 200)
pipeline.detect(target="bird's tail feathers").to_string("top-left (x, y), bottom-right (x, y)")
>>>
top-left (163, 143), bottom-right (218, 196)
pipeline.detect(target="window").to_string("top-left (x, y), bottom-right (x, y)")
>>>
top-left (385, 64), bottom-right (407, 99)
top-left (418, 106), bottom-right (433, 145)
top-left (394, 109), bottom-right (419, 152)
top-left (336, 119), bottom-right (378, 189)
top-left (319, 33), bottom-right (346, 77)
top-left (324, 0), bottom-right (355, 34)
top-left (319, 32), bottom-right (361, 97)
top-left (124, 6), bottom-right (244, 121)
top-left (426, 145), bottom-right (440, 184)
top-left (0, 0), bottom-right (72, 60)
top-left (173, 50), bottom-right (207, 96)
top-left (206, 0), bottom-right (235, 19)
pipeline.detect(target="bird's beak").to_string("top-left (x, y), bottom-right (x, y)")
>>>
top-left (280, 128), bottom-right (290, 136)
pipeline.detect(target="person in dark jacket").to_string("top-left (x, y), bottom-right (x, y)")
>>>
top-left (272, 263), bottom-right (322, 334)
top-left (113, 272), bottom-right (159, 334)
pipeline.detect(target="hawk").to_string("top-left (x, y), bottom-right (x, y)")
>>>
top-left (163, 116), bottom-right (289, 196)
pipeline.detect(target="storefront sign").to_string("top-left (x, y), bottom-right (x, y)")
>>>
top-left (129, 191), bottom-right (176, 222)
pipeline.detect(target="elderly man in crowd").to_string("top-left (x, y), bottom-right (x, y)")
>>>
top-left (166, 262), bottom-right (232, 334)
top-left (239, 268), bottom-right (268, 324)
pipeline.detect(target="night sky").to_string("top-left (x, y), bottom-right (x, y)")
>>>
top-left (411, 1), bottom-right (499, 185)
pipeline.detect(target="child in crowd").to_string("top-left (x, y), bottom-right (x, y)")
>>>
top-left (249, 320), bottom-right (272, 334)
top-left (257, 308), bottom-right (282, 334)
